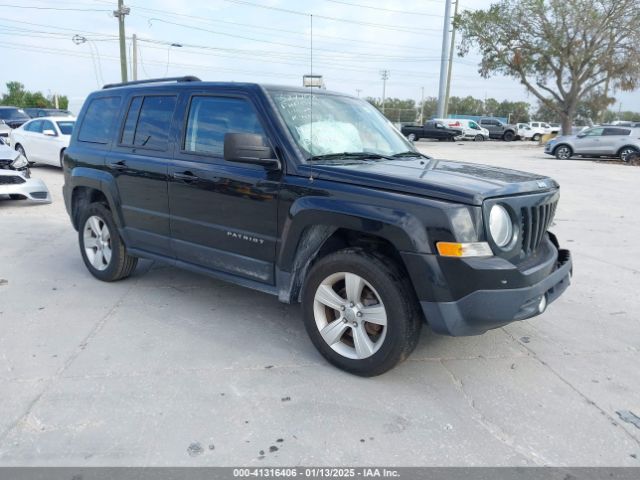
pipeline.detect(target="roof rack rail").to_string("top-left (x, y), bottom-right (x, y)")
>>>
top-left (102, 76), bottom-right (201, 89)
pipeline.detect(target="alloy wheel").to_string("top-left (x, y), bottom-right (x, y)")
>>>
top-left (620, 148), bottom-right (637, 162)
top-left (313, 272), bottom-right (387, 360)
top-left (83, 215), bottom-right (112, 271)
top-left (556, 146), bottom-right (571, 159)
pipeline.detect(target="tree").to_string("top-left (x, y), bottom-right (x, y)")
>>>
top-left (455, 0), bottom-right (640, 134)
top-left (1, 82), bottom-right (69, 110)
top-left (447, 96), bottom-right (484, 116)
top-left (366, 97), bottom-right (418, 122)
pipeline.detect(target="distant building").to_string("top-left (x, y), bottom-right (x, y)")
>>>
top-left (303, 75), bottom-right (325, 89)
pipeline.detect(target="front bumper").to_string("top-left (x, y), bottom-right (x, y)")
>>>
top-left (418, 248), bottom-right (572, 336)
top-left (0, 172), bottom-right (52, 203)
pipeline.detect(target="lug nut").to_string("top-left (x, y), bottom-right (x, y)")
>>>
top-left (352, 321), bottom-right (358, 327)
top-left (349, 302), bottom-right (354, 307)
top-left (340, 305), bottom-right (345, 311)
top-left (356, 311), bottom-right (362, 317)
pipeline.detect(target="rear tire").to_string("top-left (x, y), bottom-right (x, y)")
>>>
top-left (60, 149), bottom-right (65, 169)
top-left (78, 202), bottom-right (138, 282)
top-left (474, 134), bottom-right (484, 142)
top-left (532, 133), bottom-right (541, 142)
top-left (619, 147), bottom-right (638, 162)
top-left (302, 248), bottom-right (422, 376)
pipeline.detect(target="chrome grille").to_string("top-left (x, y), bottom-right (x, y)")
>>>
top-left (521, 200), bottom-right (557, 254)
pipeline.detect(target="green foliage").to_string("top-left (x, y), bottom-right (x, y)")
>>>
top-left (367, 97), bottom-right (419, 122)
top-left (455, 0), bottom-right (640, 134)
top-left (0, 81), bottom-right (68, 110)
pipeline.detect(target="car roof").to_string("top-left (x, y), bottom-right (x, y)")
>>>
top-left (96, 80), bottom-right (353, 99)
top-left (26, 116), bottom-right (75, 121)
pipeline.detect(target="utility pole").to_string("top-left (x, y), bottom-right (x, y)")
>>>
top-left (356, 89), bottom-right (362, 97)
top-left (132, 33), bottom-right (138, 81)
top-left (436, 0), bottom-right (452, 118)
top-left (420, 86), bottom-right (425, 123)
top-left (113, 0), bottom-right (130, 83)
top-left (443, 0), bottom-right (459, 118)
top-left (380, 69), bottom-right (389, 115)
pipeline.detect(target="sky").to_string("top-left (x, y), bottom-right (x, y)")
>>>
top-left (1, 0), bottom-right (638, 115)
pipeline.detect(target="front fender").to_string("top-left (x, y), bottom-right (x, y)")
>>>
top-left (277, 196), bottom-right (430, 272)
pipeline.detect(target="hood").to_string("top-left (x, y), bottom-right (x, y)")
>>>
top-left (0, 143), bottom-right (19, 165)
top-left (309, 158), bottom-right (558, 205)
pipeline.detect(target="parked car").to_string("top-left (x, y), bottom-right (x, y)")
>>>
top-left (24, 108), bottom-right (73, 118)
top-left (10, 116), bottom-right (75, 168)
top-left (478, 118), bottom-right (518, 141)
top-left (401, 120), bottom-right (462, 141)
top-left (527, 121), bottom-right (552, 141)
top-left (0, 106), bottom-right (30, 129)
top-left (63, 77), bottom-right (572, 376)
top-left (0, 120), bottom-right (11, 142)
top-left (0, 137), bottom-right (51, 202)
top-left (548, 123), bottom-right (561, 134)
top-left (434, 118), bottom-right (489, 141)
top-left (544, 126), bottom-right (640, 161)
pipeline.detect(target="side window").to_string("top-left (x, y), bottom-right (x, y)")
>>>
top-left (120, 96), bottom-right (143, 145)
top-left (603, 128), bottom-right (631, 136)
top-left (42, 120), bottom-right (55, 134)
top-left (583, 128), bottom-right (604, 137)
top-left (78, 96), bottom-right (121, 144)
top-left (29, 120), bottom-right (43, 133)
top-left (183, 96), bottom-right (265, 157)
top-left (119, 95), bottom-right (176, 150)
top-left (469, 121), bottom-right (478, 129)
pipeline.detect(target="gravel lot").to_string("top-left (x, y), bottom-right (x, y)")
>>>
top-left (1, 141), bottom-right (639, 466)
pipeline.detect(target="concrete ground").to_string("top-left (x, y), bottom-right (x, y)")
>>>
top-left (1, 141), bottom-right (639, 466)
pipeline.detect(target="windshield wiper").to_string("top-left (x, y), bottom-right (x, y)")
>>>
top-left (307, 151), bottom-right (395, 162)
top-left (391, 150), bottom-right (431, 159)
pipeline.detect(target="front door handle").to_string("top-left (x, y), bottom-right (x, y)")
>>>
top-left (172, 171), bottom-right (199, 182)
top-left (108, 160), bottom-right (127, 170)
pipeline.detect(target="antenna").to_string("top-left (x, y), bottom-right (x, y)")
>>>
top-left (309, 13), bottom-right (314, 182)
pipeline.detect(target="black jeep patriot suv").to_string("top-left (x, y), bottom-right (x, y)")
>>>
top-left (63, 77), bottom-right (572, 376)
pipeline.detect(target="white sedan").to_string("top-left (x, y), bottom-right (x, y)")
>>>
top-left (10, 116), bottom-right (75, 168)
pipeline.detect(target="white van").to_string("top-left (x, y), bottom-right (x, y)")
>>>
top-left (434, 118), bottom-right (490, 141)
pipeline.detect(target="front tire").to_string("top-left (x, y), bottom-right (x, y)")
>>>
top-left (15, 144), bottom-right (32, 166)
top-left (78, 202), bottom-right (138, 282)
top-left (503, 131), bottom-right (515, 142)
top-left (532, 133), bottom-right (541, 142)
top-left (554, 145), bottom-right (573, 160)
top-left (474, 134), bottom-right (485, 142)
top-left (302, 249), bottom-right (422, 376)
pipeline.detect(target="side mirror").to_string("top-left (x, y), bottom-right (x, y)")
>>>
top-left (577, 133), bottom-right (585, 138)
top-left (224, 133), bottom-right (280, 170)
top-left (43, 129), bottom-right (57, 137)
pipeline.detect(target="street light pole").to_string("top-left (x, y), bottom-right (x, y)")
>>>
top-left (437, 0), bottom-right (452, 118)
top-left (443, 0), bottom-right (459, 118)
top-left (114, 0), bottom-right (130, 83)
top-left (380, 69), bottom-right (389, 115)
top-left (420, 86), bottom-right (425, 123)
top-left (132, 33), bottom-right (138, 81)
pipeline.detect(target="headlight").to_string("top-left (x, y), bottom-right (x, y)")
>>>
top-left (489, 204), bottom-right (513, 248)
top-left (11, 154), bottom-right (28, 169)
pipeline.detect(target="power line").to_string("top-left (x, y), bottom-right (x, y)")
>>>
top-left (0, 3), bottom-right (110, 12)
top-left (324, 0), bottom-right (441, 17)
top-left (221, 0), bottom-right (441, 33)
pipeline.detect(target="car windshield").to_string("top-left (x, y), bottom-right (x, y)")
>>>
top-left (0, 108), bottom-right (29, 121)
top-left (56, 121), bottom-right (75, 135)
top-left (268, 90), bottom-right (414, 162)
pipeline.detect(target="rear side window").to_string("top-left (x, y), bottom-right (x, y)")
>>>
top-left (78, 96), bottom-right (121, 144)
top-left (183, 96), bottom-right (265, 157)
top-left (121, 95), bottom-right (177, 150)
top-left (603, 128), bottom-right (631, 136)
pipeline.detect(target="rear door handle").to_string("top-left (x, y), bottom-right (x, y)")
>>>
top-left (108, 161), bottom-right (127, 170)
top-left (172, 171), bottom-right (199, 182)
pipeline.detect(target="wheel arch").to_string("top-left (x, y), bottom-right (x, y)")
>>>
top-left (69, 168), bottom-right (123, 230)
top-left (617, 144), bottom-right (639, 156)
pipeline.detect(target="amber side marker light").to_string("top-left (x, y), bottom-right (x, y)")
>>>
top-left (436, 242), bottom-right (493, 258)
